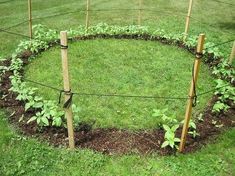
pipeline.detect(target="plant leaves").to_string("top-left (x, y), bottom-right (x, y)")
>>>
top-left (161, 141), bottom-right (169, 148)
top-left (41, 117), bottom-right (49, 126)
top-left (27, 116), bottom-right (37, 124)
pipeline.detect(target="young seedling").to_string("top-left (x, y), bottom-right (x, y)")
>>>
top-left (161, 124), bottom-right (180, 149)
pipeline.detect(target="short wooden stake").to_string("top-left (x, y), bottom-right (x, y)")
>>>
top-left (179, 34), bottom-right (205, 152)
top-left (138, 0), bottom-right (142, 26)
top-left (183, 0), bottom-right (193, 41)
top-left (85, 0), bottom-right (90, 31)
top-left (28, 0), bottom-right (33, 39)
top-left (60, 31), bottom-right (75, 149)
top-left (229, 41), bottom-right (235, 65)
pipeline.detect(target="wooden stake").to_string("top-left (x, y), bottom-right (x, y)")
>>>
top-left (60, 31), bottom-right (75, 149)
top-left (28, 0), bottom-right (33, 39)
top-left (138, 0), bottom-right (142, 26)
top-left (85, 0), bottom-right (90, 30)
top-left (229, 41), bottom-right (235, 65)
top-left (183, 0), bottom-right (193, 41)
top-left (179, 34), bottom-right (205, 152)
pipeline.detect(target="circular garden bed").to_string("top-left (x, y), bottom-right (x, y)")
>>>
top-left (0, 24), bottom-right (234, 155)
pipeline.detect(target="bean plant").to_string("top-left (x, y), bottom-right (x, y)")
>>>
top-left (161, 124), bottom-right (180, 149)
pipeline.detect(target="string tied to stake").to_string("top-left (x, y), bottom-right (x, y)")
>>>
top-left (190, 94), bottom-right (198, 107)
top-left (195, 52), bottom-right (203, 59)
top-left (60, 44), bottom-right (68, 49)
top-left (191, 51), bottom-right (202, 108)
top-left (192, 52), bottom-right (203, 107)
top-left (58, 89), bottom-right (73, 108)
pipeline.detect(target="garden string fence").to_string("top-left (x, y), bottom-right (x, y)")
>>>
top-left (21, 32), bottom-right (233, 151)
top-left (22, 77), bottom-right (230, 105)
top-left (0, 0), bottom-right (235, 151)
top-left (0, 0), bottom-right (234, 39)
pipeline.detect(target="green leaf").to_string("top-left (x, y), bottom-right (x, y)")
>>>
top-left (34, 96), bottom-right (43, 101)
top-left (163, 125), bottom-right (170, 131)
top-left (161, 141), bottom-right (169, 148)
top-left (190, 122), bottom-right (196, 129)
top-left (33, 102), bottom-right (43, 108)
top-left (25, 103), bottom-right (32, 111)
top-left (171, 125), bottom-right (179, 132)
top-left (169, 142), bottom-right (174, 148)
top-left (53, 117), bottom-right (62, 127)
top-left (37, 118), bottom-right (41, 124)
top-left (27, 116), bottom-right (37, 124)
top-left (41, 117), bottom-right (49, 126)
top-left (174, 138), bottom-right (181, 142)
top-left (152, 109), bottom-right (161, 117)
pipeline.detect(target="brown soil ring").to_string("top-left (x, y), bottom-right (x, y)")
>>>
top-left (0, 34), bottom-right (234, 156)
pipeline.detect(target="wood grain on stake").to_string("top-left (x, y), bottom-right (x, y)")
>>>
top-left (183, 0), bottom-right (193, 41)
top-left (60, 31), bottom-right (75, 149)
top-left (28, 0), bottom-right (32, 39)
top-left (179, 34), bottom-right (205, 152)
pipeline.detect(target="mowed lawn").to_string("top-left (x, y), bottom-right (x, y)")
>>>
top-left (0, 0), bottom-right (235, 175)
top-left (24, 39), bottom-right (214, 129)
top-left (0, 113), bottom-right (235, 175)
top-left (0, 0), bottom-right (234, 57)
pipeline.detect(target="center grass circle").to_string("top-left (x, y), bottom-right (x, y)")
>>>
top-left (25, 38), bottom-right (215, 129)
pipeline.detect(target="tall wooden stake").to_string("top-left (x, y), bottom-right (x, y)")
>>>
top-left (28, 0), bottom-right (32, 39)
top-left (179, 34), bottom-right (205, 152)
top-left (138, 0), bottom-right (142, 25)
top-left (229, 41), bottom-right (235, 65)
top-left (85, 0), bottom-right (90, 31)
top-left (60, 31), bottom-right (75, 149)
top-left (183, 0), bottom-right (193, 41)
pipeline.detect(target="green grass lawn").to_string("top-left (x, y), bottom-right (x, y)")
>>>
top-left (0, 0), bottom-right (235, 175)
top-left (0, 112), bottom-right (235, 176)
top-left (25, 39), bottom-right (214, 129)
top-left (0, 0), bottom-right (234, 57)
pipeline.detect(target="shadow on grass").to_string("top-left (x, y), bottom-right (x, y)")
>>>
top-left (217, 18), bottom-right (235, 32)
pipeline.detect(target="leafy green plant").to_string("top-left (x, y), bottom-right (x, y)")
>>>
top-left (161, 124), bottom-right (180, 149)
top-left (204, 42), bottom-right (223, 59)
top-left (25, 96), bottom-right (43, 111)
top-left (0, 65), bottom-right (8, 75)
top-left (188, 130), bottom-right (200, 138)
top-left (9, 57), bottom-right (23, 71)
top-left (4, 23), bottom-right (234, 130)
top-left (212, 101), bottom-right (230, 113)
top-left (0, 64), bottom-right (8, 85)
top-left (27, 111), bottom-right (49, 126)
top-left (185, 36), bottom-right (197, 48)
top-left (152, 108), bottom-right (178, 127)
top-left (181, 119), bottom-right (196, 130)
top-left (197, 113), bottom-right (204, 122)
top-left (181, 119), bottom-right (199, 138)
top-left (33, 24), bottom-right (58, 41)
top-left (215, 79), bottom-right (235, 102)
top-left (27, 100), bottom-right (64, 127)
top-left (213, 62), bottom-right (235, 81)
top-left (72, 104), bottom-right (81, 126)
top-left (212, 79), bottom-right (235, 113)
top-left (211, 120), bottom-right (224, 128)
